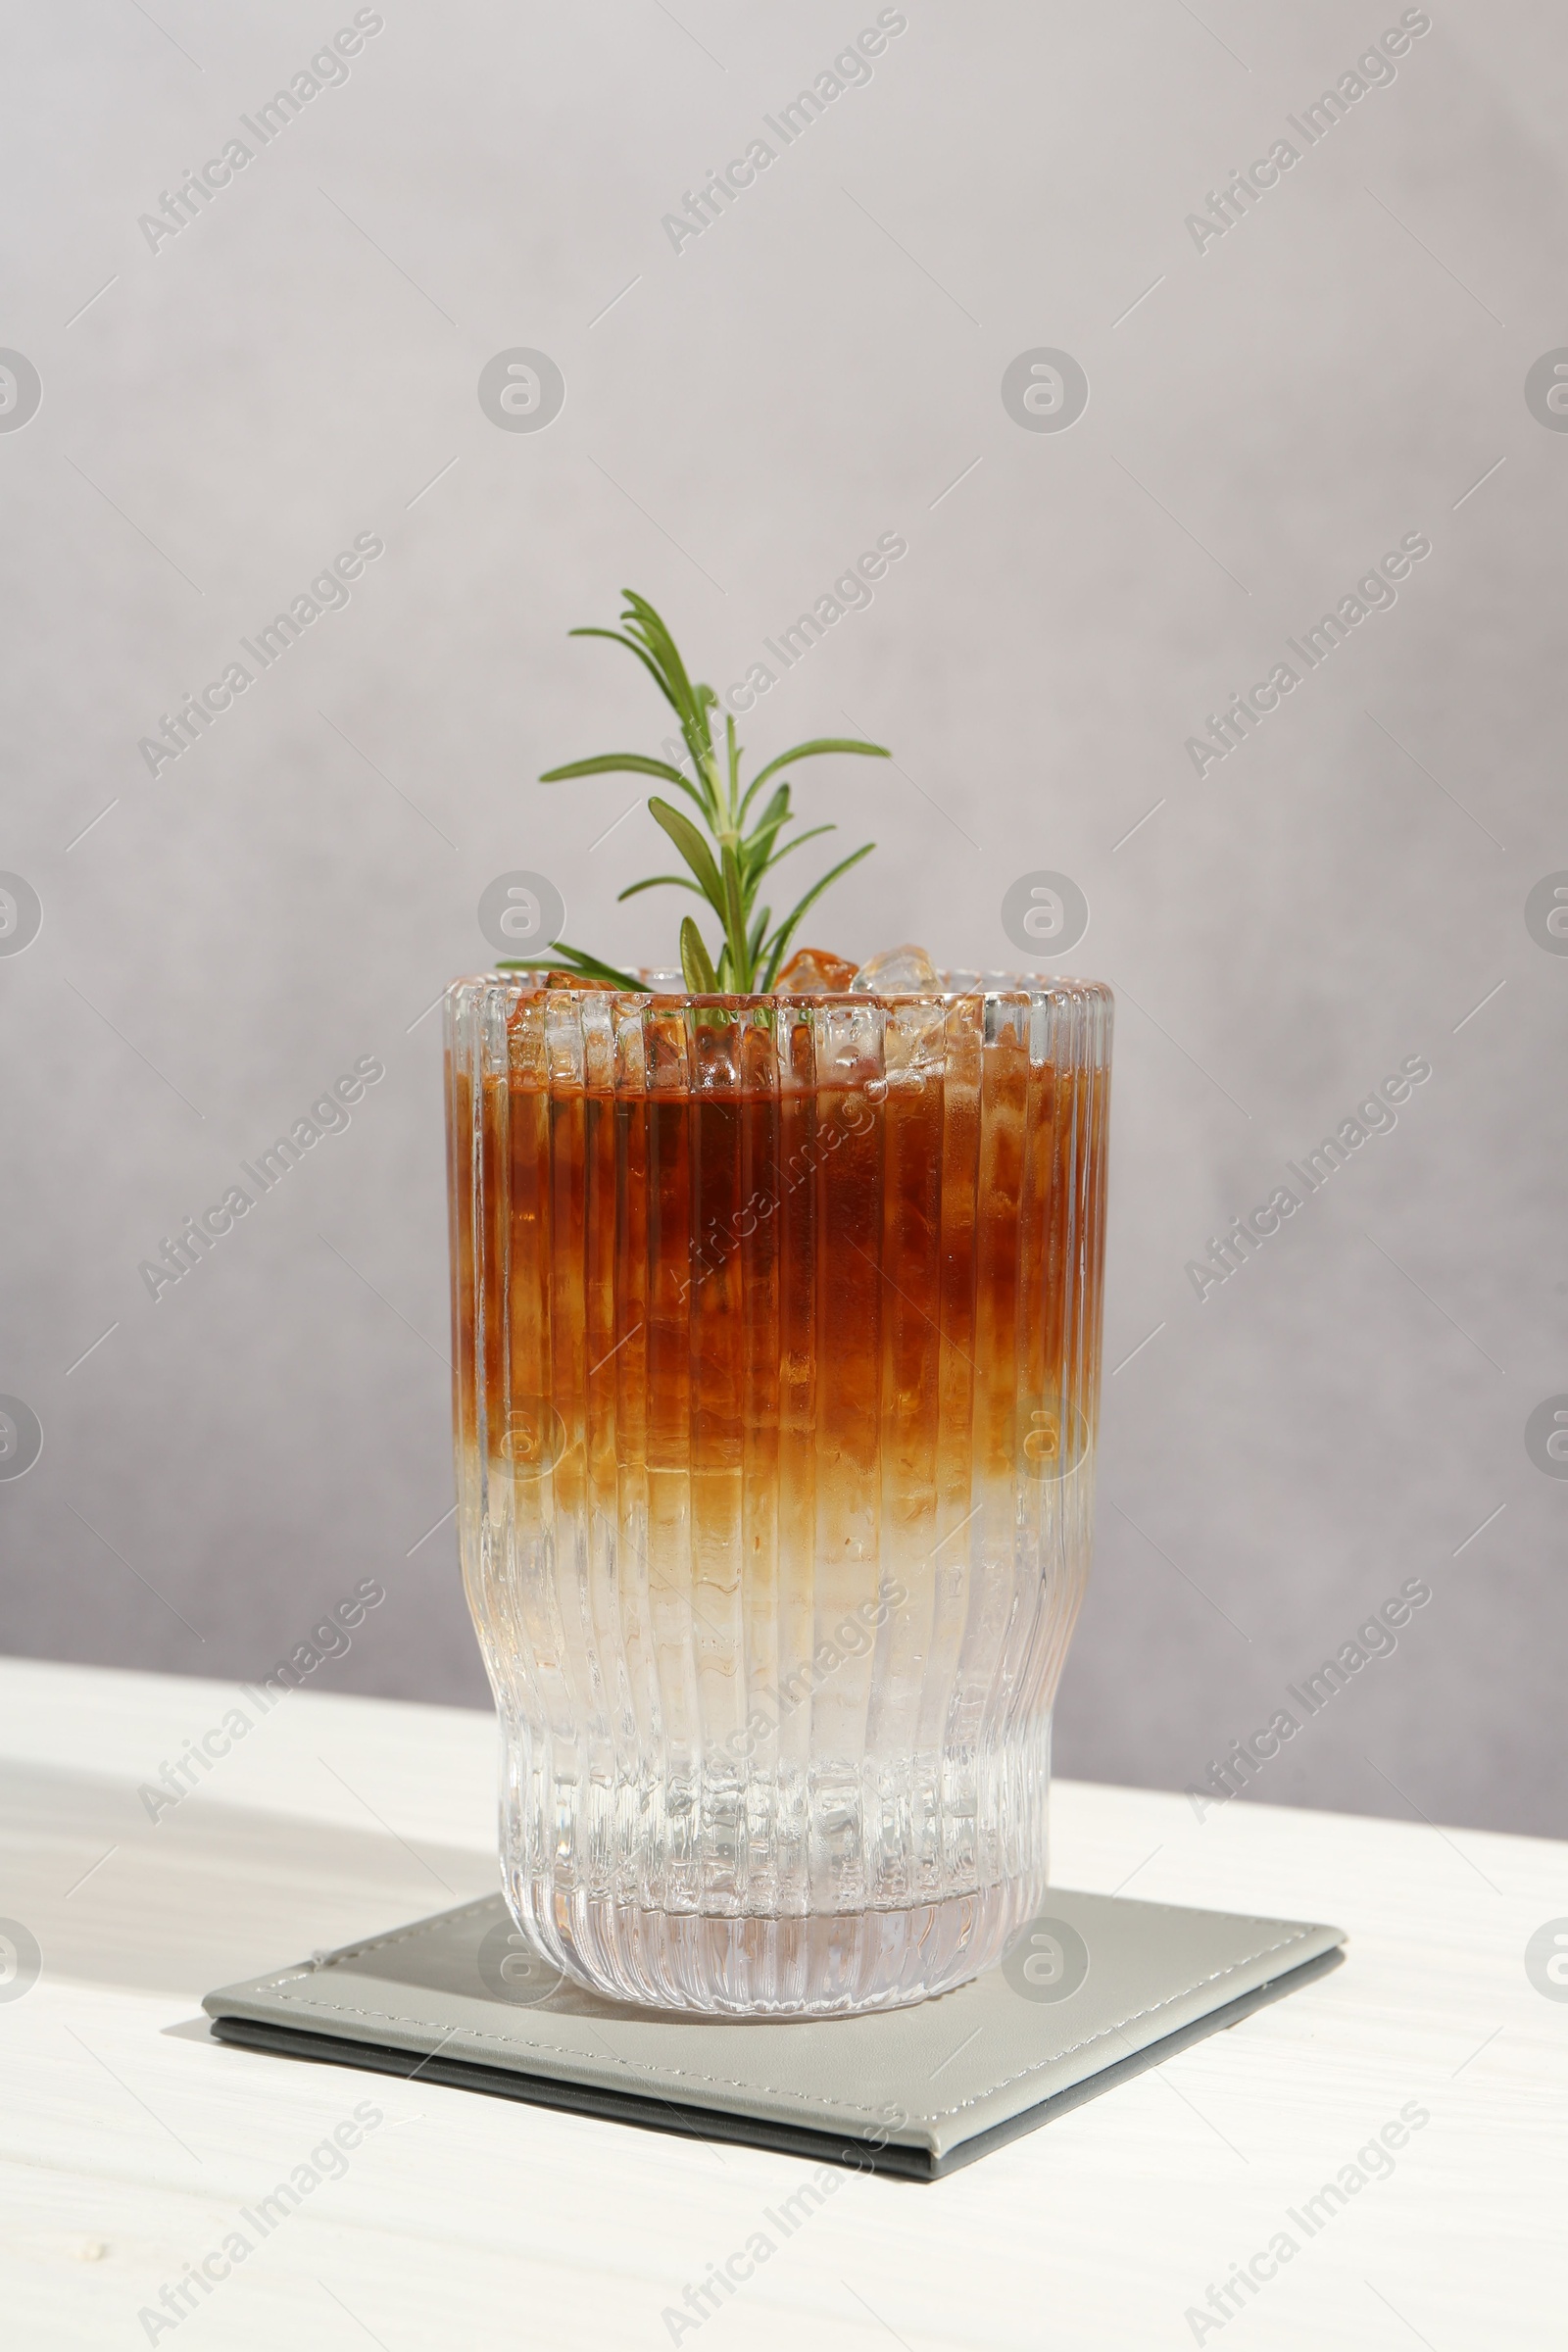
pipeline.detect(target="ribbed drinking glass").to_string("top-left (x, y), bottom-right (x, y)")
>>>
top-left (446, 973), bottom-right (1111, 2016)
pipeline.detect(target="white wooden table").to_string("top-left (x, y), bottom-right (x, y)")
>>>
top-left (2, 1658), bottom-right (1560, 2349)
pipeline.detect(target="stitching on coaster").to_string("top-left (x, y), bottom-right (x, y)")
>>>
top-left (263, 1979), bottom-right (891, 2124)
top-left (245, 1909), bottom-right (1324, 2131)
top-left (919, 1925), bottom-right (1314, 2122)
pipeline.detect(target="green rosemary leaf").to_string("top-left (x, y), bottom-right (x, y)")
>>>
top-left (541, 752), bottom-right (693, 788)
top-left (648, 797), bottom-right (726, 915)
top-left (741, 784), bottom-right (792, 884)
top-left (616, 874), bottom-right (703, 901)
top-left (567, 627), bottom-right (678, 712)
top-left (497, 940), bottom-right (641, 989)
top-left (741, 736), bottom-right (889, 815)
top-left (679, 915), bottom-right (720, 995)
top-left (624, 592), bottom-right (697, 689)
top-left (755, 820), bottom-right (835, 876)
top-left (719, 839), bottom-right (750, 984)
top-left (540, 751), bottom-right (710, 821)
top-left (624, 597), bottom-right (708, 743)
top-left (746, 782), bottom-right (791, 835)
top-left (565, 618), bottom-right (718, 821)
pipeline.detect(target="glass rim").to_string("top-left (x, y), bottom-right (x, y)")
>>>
top-left (448, 969), bottom-right (1112, 1008)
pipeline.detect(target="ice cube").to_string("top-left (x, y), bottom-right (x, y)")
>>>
top-left (773, 947), bottom-right (859, 995)
top-left (851, 944), bottom-right (940, 995)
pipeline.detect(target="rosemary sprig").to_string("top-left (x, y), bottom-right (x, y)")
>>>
top-left (498, 590), bottom-right (887, 993)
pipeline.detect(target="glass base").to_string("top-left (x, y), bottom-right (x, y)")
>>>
top-left (512, 1876), bottom-right (1047, 2017)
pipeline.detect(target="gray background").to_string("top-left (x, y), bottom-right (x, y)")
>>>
top-left (3, 0), bottom-right (1562, 1838)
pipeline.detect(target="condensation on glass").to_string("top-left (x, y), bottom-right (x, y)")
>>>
top-left (446, 975), bottom-right (1112, 2015)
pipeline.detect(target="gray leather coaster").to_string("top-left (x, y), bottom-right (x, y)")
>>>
top-left (204, 1890), bottom-right (1345, 2180)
